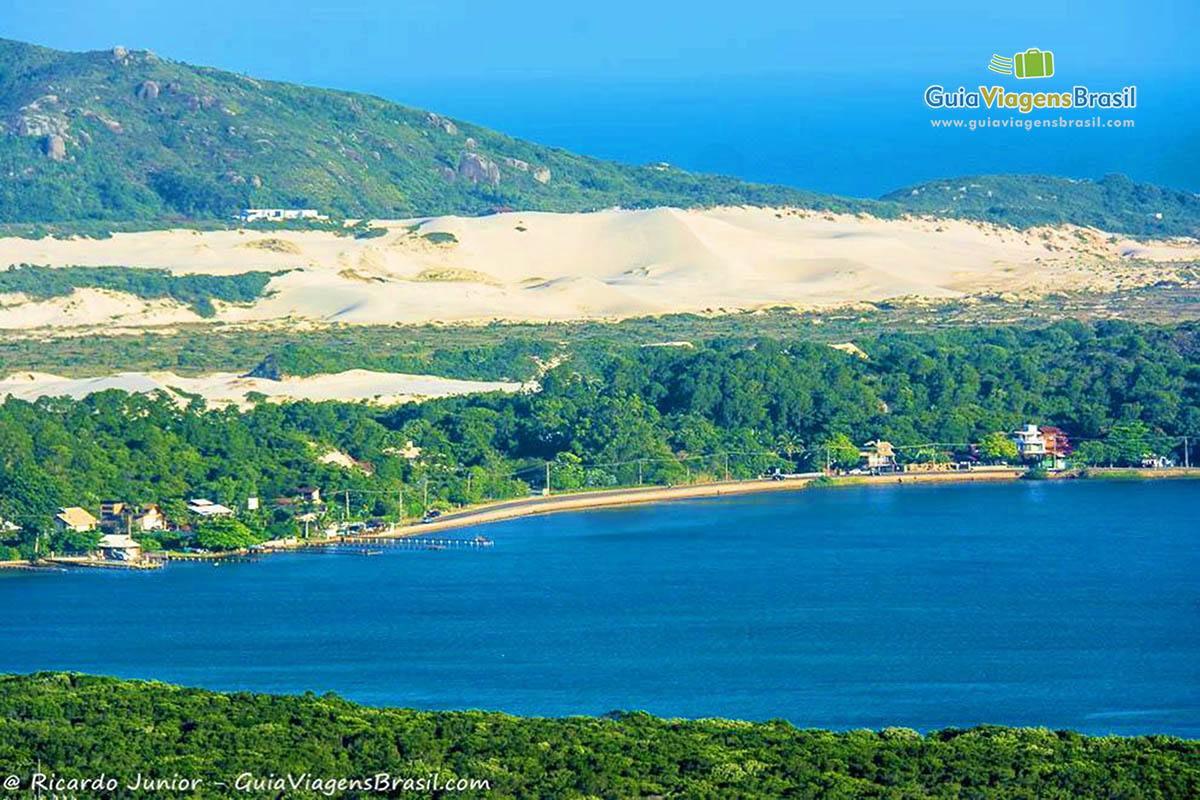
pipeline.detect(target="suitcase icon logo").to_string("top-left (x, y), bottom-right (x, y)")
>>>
top-left (988, 48), bottom-right (1055, 79)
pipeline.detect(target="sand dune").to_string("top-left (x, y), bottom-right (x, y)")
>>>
top-left (0, 370), bottom-right (524, 408)
top-left (0, 207), bottom-right (1195, 330)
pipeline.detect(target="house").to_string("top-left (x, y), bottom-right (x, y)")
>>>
top-left (130, 505), bottom-right (166, 532)
top-left (237, 208), bottom-right (328, 223)
top-left (1039, 426), bottom-right (1071, 469)
top-left (96, 533), bottom-right (142, 562)
top-left (296, 486), bottom-right (322, 504)
top-left (859, 440), bottom-right (897, 473)
top-left (100, 502), bottom-right (165, 532)
top-left (55, 507), bottom-right (98, 533)
top-left (99, 500), bottom-right (126, 527)
top-left (187, 499), bottom-right (234, 517)
top-left (1011, 425), bottom-right (1047, 461)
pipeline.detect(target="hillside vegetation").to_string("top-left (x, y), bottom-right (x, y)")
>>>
top-left (1, 39), bottom-right (1197, 236)
top-left (884, 174), bottom-right (1200, 238)
top-left (0, 39), bottom-right (852, 224)
top-left (0, 673), bottom-right (1195, 799)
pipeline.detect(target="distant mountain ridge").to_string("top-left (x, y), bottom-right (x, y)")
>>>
top-left (884, 174), bottom-right (1200, 238)
top-left (1, 38), bottom-right (1197, 237)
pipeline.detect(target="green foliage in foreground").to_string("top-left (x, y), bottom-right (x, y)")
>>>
top-left (0, 264), bottom-right (282, 317)
top-left (0, 674), bottom-right (1195, 799)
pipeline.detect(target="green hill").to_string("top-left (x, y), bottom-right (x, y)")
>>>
top-left (1, 38), bottom-right (1197, 237)
top-left (883, 173), bottom-right (1200, 237)
top-left (0, 38), bottom-right (858, 223)
top-left (1, 673), bottom-right (1196, 798)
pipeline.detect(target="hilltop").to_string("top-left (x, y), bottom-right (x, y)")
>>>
top-left (1, 38), bottom-right (1198, 236)
top-left (0, 38), bottom-right (853, 223)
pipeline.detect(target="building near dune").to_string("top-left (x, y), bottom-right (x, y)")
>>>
top-left (295, 486), bottom-right (323, 504)
top-left (859, 440), bottom-right (898, 473)
top-left (99, 501), bottom-right (166, 533)
top-left (187, 499), bottom-right (235, 517)
top-left (96, 533), bottom-right (143, 562)
top-left (54, 506), bottom-right (98, 533)
top-left (237, 208), bottom-right (328, 223)
top-left (1012, 424), bottom-right (1071, 469)
top-left (1011, 425), bottom-right (1047, 460)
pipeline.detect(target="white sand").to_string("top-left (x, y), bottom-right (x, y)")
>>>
top-left (0, 369), bottom-right (524, 407)
top-left (0, 207), bottom-right (1195, 330)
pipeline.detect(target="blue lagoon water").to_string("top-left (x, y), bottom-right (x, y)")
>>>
top-left (2, 480), bottom-right (1197, 736)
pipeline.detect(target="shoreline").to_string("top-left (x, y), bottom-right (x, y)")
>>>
top-left (4, 466), bottom-right (1198, 571)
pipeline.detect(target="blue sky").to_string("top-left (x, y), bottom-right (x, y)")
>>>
top-left (2, 1), bottom-right (1197, 194)
top-left (3, 0), bottom-right (1195, 82)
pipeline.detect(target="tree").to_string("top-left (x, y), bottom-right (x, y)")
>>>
top-left (194, 517), bottom-right (262, 551)
top-left (1106, 421), bottom-right (1154, 466)
top-left (979, 432), bottom-right (1018, 464)
top-left (49, 528), bottom-right (100, 556)
top-left (1072, 440), bottom-right (1109, 467)
top-left (818, 433), bottom-right (860, 471)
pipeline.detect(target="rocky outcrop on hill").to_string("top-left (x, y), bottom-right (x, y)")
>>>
top-left (135, 80), bottom-right (160, 100)
top-left (425, 112), bottom-right (458, 136)
top-left (533, 167), bottom-right (551, 184)
top-left (44, 135), bottom-right (66, 161)
top-left (457, 152), bottom-right (501, 185)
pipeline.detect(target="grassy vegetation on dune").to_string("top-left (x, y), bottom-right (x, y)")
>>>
top-left (0, 264), bottom-right (283, 317)
top-left (0, 673), bottom-right (1195, 799)
top-left (2, 291), bottom-right (1199, 382)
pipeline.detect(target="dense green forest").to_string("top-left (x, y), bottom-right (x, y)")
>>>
top-left (0, 673), bottom-right (1194, 798)
top-left (1, 39), bottom-right (1197, 235)
top-left (0, 264), bottom-right (281, 316)
top-left (1, 322), bottom-right (1196, 558)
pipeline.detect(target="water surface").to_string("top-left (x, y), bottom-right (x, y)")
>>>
top-left (2, 480), bottom-right (1196, 736)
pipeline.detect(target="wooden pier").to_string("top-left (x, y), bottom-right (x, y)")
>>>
top-left (45, 557), bottom-right (163, 571)
top-left (341, 535), bottom-right (495, 550)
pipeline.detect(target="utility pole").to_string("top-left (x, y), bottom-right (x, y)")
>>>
top-left (344, 490), bottom-right (350, 520)
top-left (545, 461), bottom-right (551, 495)
top-left (423, 477), bottom-right (429, 509)
top-left (397, 485), bottom-right (404, 520)
top-left (1185, 436), bottom-right (1191, 469)
top-left (638, 460), bottom-right (643, 486)
top-left (724, 453), bottom-right (730, 482)
top-left (825, 444), bottom-right (831, 473)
